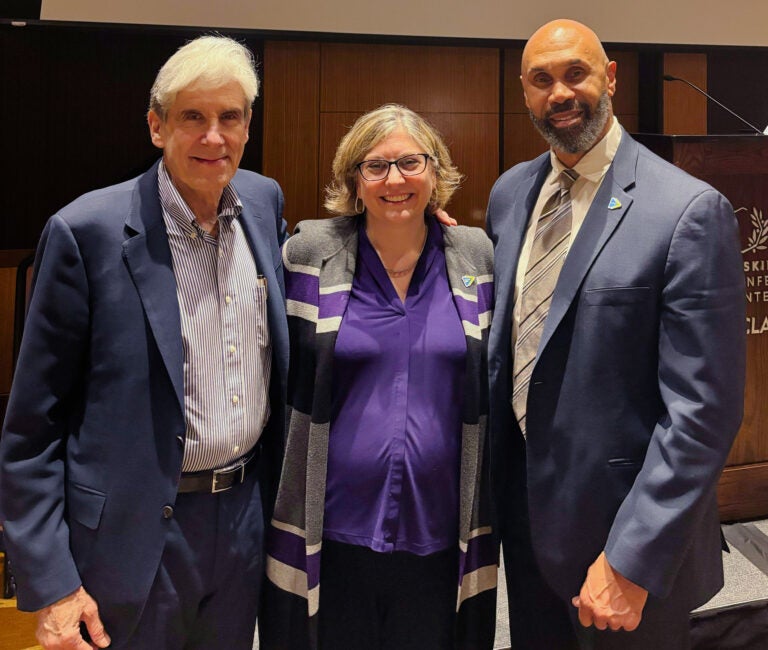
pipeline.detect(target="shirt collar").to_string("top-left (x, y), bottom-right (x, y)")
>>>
top-left (549, 116), bottom-right (623, 184)
top-left (157, 161), bottom-right (242, 234)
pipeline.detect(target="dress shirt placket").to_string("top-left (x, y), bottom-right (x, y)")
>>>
top-left (384, 305), bottom-right (410, 545)
top-left (216, 220), bottom-right (246, 456)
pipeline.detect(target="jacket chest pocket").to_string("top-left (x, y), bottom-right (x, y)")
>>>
top-left (584, 286), bottom-right (651, 306)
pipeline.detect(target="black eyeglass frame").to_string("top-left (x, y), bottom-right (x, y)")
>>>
top-left (355, 153), bottom-right (432, 181)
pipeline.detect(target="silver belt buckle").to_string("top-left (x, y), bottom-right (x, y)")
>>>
top-left (211, 458), bottom-right (247, 493)
top-left (211, 467), bottom-right (228, 493)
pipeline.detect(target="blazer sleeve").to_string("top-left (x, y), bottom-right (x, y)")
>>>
top-left (604, 189), bottom-right (746, 598)
top-left (257, 177), bottom-right (289, 525)
top-left (0, 214), bottom-right (89, 610)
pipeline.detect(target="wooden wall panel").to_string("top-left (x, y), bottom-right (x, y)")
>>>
top-left (663, 53), bottom-right (707, 134)
top-left (504, 48), bottom-right (525, 113)
top-left (314, 43), bottom-right (500, 226)
top-left (504, 48), bottom-right (546, 170)
top-left (0, 268), bottom-right (16, 396)
top-left (504, 114), bottom-right (548, 170)
top-left (0, 251), bottom-right (31, 395)
top-left (262, 42), bottom-right (321, 231)
top-left (318, 113), bottom-right (357, 216)
top-left (320, 44), bottom-right (499, 114)
top-left (620, 114), bottom-right (639, 134)
top-left (0, 250), bottom-right (32, 430)
top-left (425, 113), bottom-right (498, 225)
top-left (608, 50), bottom-right (639, 129)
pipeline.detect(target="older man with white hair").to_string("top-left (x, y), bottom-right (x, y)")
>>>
top-left (0, 35), bottom-right (288, 650)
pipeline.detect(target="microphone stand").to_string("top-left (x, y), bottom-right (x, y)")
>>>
top-left (663, 74), bottom-right (765, 135)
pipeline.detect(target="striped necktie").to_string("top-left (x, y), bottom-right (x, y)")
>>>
top-left (512, 168), bottom-right (579, 438)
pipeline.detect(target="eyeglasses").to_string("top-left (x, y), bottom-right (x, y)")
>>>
top-left (355, 153), bottom-right (431, 181)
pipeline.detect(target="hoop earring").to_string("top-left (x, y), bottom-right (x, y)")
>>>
top-left (355, 195), bottom-right (365, 214)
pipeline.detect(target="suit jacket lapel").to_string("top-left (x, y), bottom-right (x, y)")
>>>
top-left (238, 190), bottom-right (274, 280)
top-left (236, 189), bottom-right (289, 385)
top-left (538, 131), bottom-right (639, 353)
top-left (122, 161), bottom-right (185, 413)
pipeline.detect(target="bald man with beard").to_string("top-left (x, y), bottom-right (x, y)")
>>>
top-left (486, 19), bottom-right (745, 649)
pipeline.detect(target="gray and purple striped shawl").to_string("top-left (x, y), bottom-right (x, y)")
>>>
top-left (260, 215), bottom-right (497, 649)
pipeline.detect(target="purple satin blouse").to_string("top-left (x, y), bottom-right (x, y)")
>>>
top-left (323, 218), bottom-right (466, 555)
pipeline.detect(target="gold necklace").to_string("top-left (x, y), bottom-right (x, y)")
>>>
top-left (380, 225), bottom-right (428, 278)
top-left (385, 262), bottom-right (418, 278)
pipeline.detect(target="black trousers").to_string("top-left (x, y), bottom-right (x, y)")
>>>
top-left (318, 540), bottom-right (457, 650)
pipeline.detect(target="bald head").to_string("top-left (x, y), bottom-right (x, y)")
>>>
top-left (520, 19), bottom-right (617, 165)
top-left (522, 19), bottom-right (608, 76)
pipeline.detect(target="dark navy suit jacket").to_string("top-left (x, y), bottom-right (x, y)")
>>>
top-left (487, 130), bottom-right (745, 608)
top-left (0, 160), bottom-right (289, 644)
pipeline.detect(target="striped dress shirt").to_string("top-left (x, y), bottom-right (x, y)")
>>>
top-left (159, 162), bottom-right (272, 472)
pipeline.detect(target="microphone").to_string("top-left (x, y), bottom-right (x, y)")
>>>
top-left (663, 74), bottom-right (765, 135)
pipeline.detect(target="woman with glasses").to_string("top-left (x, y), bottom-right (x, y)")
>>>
top-left (260, 104), bottom-right (496, 650)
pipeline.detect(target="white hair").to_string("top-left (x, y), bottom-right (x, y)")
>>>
top-left (149, 35), bottom-right (258, 119)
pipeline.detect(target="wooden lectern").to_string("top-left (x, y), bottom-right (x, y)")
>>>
top-left (635, 134), bottom-right (768, 522)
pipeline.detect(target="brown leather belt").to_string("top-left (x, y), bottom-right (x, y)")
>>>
top-left (177, 451), bottom-right (258, 494)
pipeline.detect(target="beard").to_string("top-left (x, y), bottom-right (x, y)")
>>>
top-left (529, 92), bottom-right (611, 154)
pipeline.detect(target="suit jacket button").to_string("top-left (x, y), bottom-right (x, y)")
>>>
top-left (162, 505), bottom-right (174, 519)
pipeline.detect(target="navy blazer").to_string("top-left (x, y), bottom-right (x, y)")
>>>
top-left (0, 160), bottom-right (289, 644)
top-left (487, 130), bottom-right (745, 608)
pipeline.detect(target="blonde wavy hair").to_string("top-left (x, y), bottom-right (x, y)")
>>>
top-left (325, 104), bottom-right (463, 216)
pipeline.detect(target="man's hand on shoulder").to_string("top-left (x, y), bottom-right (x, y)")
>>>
top-left (433, 208), bottom-right (457, 227)
top-left (571, 551), bottom-right (648, 632)
top-left (36, 586), bottom-right (111, 650)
